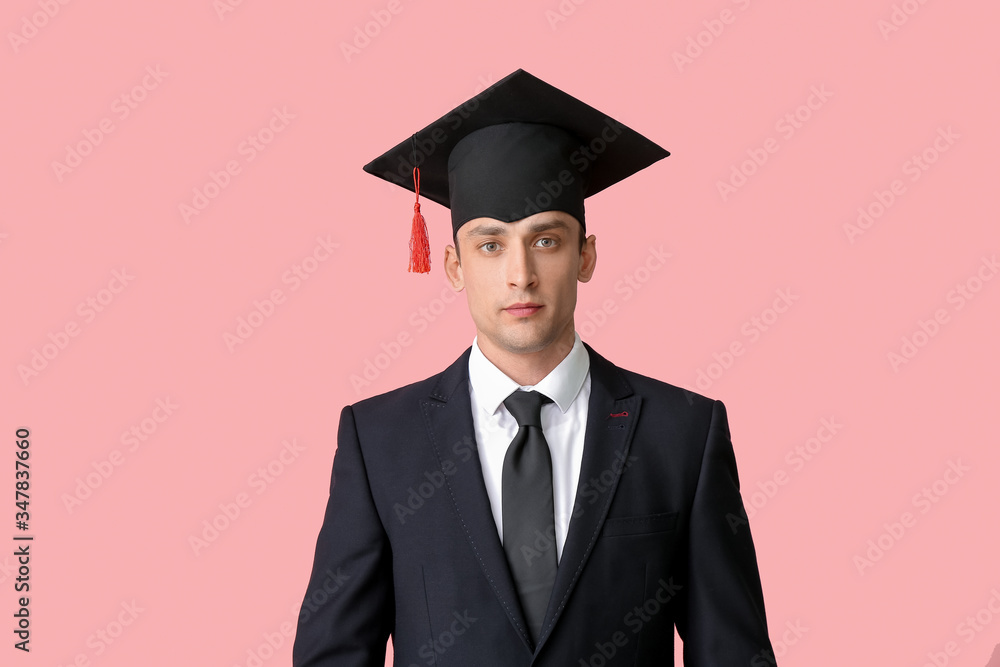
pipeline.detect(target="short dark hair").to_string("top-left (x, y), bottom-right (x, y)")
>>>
top-left (453, 223), bottom-right (586, 261)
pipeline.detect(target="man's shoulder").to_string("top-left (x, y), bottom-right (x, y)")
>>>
top-left (348, 345), bottom-right (472, 414)
top-left (585, 343), bottom-right (717, 412)
top-left (590, 349), bottom-right (725, 447)
top-left (352, 374), bottom-right (439, 410)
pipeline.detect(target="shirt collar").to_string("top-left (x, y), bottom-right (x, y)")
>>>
top-left (468, 331), bottom-right (590, 416)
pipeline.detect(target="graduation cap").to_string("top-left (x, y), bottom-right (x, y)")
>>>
top-left (362, 69), bottom-right (669, 273)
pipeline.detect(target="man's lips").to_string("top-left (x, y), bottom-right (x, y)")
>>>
top-left (504, 302), bottom-right (543, 317)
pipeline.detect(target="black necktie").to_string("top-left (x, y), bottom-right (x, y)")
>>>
top-left (502, 389), bottom-right (557, 646)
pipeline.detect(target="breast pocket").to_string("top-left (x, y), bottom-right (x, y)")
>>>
top-left (602, 511), bottom-right (678, 537)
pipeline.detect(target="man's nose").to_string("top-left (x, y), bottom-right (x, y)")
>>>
top-left (505, 243), bottom-right (537, 288)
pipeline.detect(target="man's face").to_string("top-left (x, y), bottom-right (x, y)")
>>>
top-left (444, 210), bottom-right (597, 360)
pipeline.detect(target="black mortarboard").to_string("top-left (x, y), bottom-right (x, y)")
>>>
top-left (362, 69), bottom-right (669, 273)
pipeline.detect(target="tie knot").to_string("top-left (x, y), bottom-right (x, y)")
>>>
top-left (503, 390), bottom-right (552, 427)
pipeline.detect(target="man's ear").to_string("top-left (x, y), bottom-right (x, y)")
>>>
top-left (578, 234), bottom-right (597, 283)
top-left (444, 244), bottom-right (465, 290)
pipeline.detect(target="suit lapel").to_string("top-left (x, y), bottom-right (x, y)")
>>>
top-left (419, 343), bottom-right (641, 656)
top-left (419, 347), bottom-right (534, 651)
top-left (535, 343), bottom-right (640, 653)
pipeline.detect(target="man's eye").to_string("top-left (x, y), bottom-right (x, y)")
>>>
top-left (536, 238), bottom-right (556, 247)
top-left (481, 242), bottom-right (498, 252)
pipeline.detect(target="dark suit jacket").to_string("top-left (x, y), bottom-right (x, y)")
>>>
top-left (293, 343), bottom-right (775, 666)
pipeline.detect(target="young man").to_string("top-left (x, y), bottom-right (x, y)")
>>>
top-left (293, 70), bottom-right (776, 666)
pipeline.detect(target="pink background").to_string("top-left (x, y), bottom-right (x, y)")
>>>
top-left (2, 1), bottom-right (998, 665)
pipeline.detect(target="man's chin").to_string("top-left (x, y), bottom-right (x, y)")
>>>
top-left (490, 329), bottom-right (564, 357)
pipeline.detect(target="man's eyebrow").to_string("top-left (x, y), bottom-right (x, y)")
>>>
top-left (465, 223), bottom-right (508, 238)
top-left (464, 218), bottom-right (572, 238)
top-left (527, 219), bottom-right (571, 234)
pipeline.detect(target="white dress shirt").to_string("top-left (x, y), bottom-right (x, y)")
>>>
top-left (468, 331), bottom-right (591, 562)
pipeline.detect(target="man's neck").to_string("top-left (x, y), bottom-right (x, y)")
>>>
top-left (476, 326), bottom-right (577, 386)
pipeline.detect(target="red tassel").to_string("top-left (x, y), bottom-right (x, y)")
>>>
top-left (408, 166), bottom-right (430, 273)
